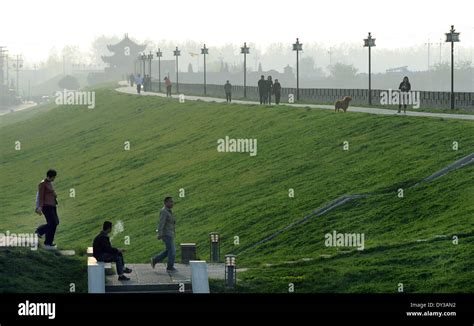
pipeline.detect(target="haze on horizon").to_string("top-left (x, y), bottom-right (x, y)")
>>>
top-left (2, 0), bottom-right (473, 63)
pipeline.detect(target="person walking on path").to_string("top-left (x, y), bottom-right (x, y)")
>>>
top-left (273, 79), bottom-right (282, 105)
top-left (258, 75), bottom-right (267, 105)
top-left (164, 77), bottom-right (172, 97)
top-left (398, 76), bottom-right (411, 113)
top-left (135, 74), bottom-right (144, 94)
top-left (129, 73), bottom-right (135, 87)
top-left (93, 221), bottom-right (132, 281)
top-left (224, 80), bottom-right (232, 103)
top-left (266, 76), bottom-right (274, 105)
top-left (35, 169), bottom-right (60, 250)
top-left (151, 197), bottom-right (177, 272)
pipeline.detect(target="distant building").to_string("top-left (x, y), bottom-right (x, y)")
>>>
top-left (101, 33), bottom-right (146, 79)
top-left (386, 66), bottom-right (409, 74)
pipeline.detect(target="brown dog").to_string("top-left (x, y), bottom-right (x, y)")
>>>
top-left (335, 96), bottom-right (352, 112)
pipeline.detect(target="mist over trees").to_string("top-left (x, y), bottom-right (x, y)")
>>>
top-left (13, 35), bottom-right (474, 94)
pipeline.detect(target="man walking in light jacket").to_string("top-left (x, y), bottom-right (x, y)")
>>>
top-left (151, 197), bottom-right (177, 272)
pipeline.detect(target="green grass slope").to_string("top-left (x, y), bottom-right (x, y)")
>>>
top-left (234, 164), bottom-right (474, 293)
top-left (0, 85), bottom-right (472, 293)
top-left (0, 248), bottom-right (87, 293)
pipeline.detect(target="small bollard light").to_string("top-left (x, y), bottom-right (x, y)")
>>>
top-left (224, 254), bottom-right (236, 288)
top-left (209, 232), bottom-right (220, 263)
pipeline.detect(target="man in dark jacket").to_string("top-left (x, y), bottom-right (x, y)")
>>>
top-left (224, 80), bottom-right (232, 103)
top-left (258, 75), bottom-right (267, 105)
top-left (398, 76), bottom-right (411, 113)
top-left (273, 79), bottom-right (282, 105)
top-left (266, 76), bottom-right (274, 105)
top-left (93, 221), bottom-right (132, 281)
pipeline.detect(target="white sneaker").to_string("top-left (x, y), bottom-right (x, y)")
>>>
top-left (44, 245), bottom-right (57, 250)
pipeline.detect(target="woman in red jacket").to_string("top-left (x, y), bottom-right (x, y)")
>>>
top-left (35, 169), bottom-right (59, 249)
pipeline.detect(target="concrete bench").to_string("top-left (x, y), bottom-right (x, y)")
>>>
top-left (87, 256), bottom-right (105, 293)
top-left (86, 247), bottom-right (114, 275)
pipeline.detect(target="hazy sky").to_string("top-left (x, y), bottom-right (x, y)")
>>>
top-left (2, 0), bottom-right (473, 62)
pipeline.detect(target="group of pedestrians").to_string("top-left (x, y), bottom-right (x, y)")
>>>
top-left (223, 76), bottom-right (282, 105)
top-left (258, 75), bottom-right (281, 105)
top-left (34, 169), bottom-right (178, 282)
top-left (93, 197), bottom-right (177, 281)
top-left (129, 73), bottom-right (153, 94)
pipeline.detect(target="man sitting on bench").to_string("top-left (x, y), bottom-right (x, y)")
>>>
top-left (93, 221), bottom-right (132, 281)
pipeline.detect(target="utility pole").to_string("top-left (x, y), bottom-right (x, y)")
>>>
top-left (253, 53), bottom-right (260, 71)
top-left (328, 47), bottom-right (333, 66)
top-left (425, 39), bottom-right (433, 71)
top-left (0, 47), bottom-right (6, 106)
top-left (13, 55), bottom-right (23, 95)
top-left (6, 53), bottom-right (9, 88)
top-left (0, 47), bottom-right (6, 87)
top-left (436, 40), bottom-right (443, 65)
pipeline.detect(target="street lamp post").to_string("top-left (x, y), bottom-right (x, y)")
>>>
top-left (445, 25), bottom-right (460, 110)
top-left (147, 52), bottom-right (153, 91)
top-left (201, 44), bottom-right (208, 95)
top-left (140, 53), bottom-right (146, 77)
top-left (363, 32), bottom-right (376, 105)
top-left (240, 43), bottom-right (250, 98)
top-left (156, 49), bottom-right (162, 92)
top-left (174, 47), bottom-right (181, 93)
top-left (139, 53), bottom-right (147, 91)
top-left (292, 38), bottom-right (303, 101)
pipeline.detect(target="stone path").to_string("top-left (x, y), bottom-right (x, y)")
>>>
top-left (105, 263), bottom-right (247, 293)
top-left (0, 101), bottom-right (37, 116)
top-left (116, 85), bottom-right (474, 121)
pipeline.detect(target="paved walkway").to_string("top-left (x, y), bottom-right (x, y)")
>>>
top-left (0, 101), bottom-right (37, 116)
top-left (105, 263), bottom-right (247, 293)
top-left (116, 86), bottom-right (474, 121)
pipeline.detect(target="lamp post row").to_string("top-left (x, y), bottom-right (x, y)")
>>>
top-left (138, 26), bottom-right (460, 109)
